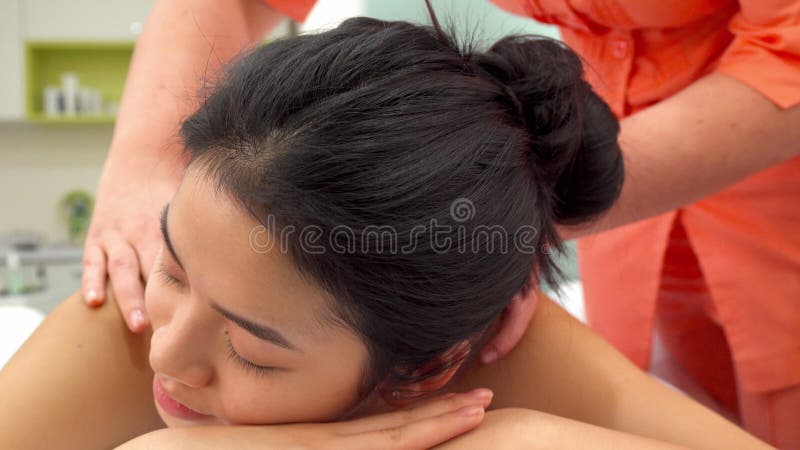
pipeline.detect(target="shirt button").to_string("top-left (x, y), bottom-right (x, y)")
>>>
top-left (611, 36), bottom-right (630, 59)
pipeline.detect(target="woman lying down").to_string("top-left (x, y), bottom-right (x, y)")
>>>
top-left (0, 12), bottom-right (772, 450)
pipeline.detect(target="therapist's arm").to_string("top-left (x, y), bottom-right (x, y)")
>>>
top-left (488, 71), bottom-right (800, 362)
top-left (563, 72), bottom-right (800, 239)
top-left (82, 0), bottom-right (286, 332)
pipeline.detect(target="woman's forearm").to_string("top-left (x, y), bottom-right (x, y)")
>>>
top-left (563, 72), bottom-right (800, 238)
top-left (105, 0), bottom-right (285, 180)
top-left (121, 409), bottom-right (688, 450)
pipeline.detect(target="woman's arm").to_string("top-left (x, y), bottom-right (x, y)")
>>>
top-left (0, 291), bottom-right (163, 450)
top-left (452, 293), bottom-right (772, 449)
top-left (115, 396), bottom-right (490, 450)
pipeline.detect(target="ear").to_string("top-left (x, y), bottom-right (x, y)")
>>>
top-left (479, 272), bottom-right (539, 364)
top-left (378, 340), bottom-right (471, 408)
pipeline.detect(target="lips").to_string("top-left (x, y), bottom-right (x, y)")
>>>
top-left (152, 376), bottom-right (211, 421)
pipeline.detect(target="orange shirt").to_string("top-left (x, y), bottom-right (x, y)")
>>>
top-left (492, 0), bottom-right (800, 392)
top-left (262, 0), bottom-right (316, 23)
top-left (264, 0), bottom-right (800, 392)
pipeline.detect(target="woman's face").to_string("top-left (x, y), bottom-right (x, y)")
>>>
top-left (145, 166), bottom-right (371, 427)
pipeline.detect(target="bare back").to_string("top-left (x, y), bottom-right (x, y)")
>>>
top-left (0, 290), bottom-right (768, 449)
top-left (0, 291), bottom-right (163, 450)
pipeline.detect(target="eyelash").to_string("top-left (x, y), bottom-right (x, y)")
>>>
top-left (157, 261), bottom-right (183, 288)
top-left (224, 333), bottom-right (277, 377)
top-left (158, 258), bottom-right (276, 377)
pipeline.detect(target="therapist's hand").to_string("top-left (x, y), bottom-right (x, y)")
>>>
top-left (82, 159), bottom-right (182, 333)
top-left (478, 271), bottom-right (539, 364)
top-left (77, 0), bottom-right (284, 334)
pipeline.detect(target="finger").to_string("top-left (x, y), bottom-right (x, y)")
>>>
top-left (135, 234), bottom-right (161, 283)
top-left (350, 404), bottom-right (486, 450)
top-left (337, 389), bottom-right (492, 435)
top-left (480, 287), bottom-right (538, 364)
top-left (81, 242), bottom-right (107, 307)
top-left (104, 233), bottom-right (150, 333)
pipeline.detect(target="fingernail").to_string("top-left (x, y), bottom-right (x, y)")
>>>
top-left (470, 388), bottom-right (493, 402)
top-left (481, 347), bottom-right (499, 364)
top-left (130, 309), bottom-right (146, 330)
top-left (459, 405), bottom-right (484, 418)
top-left (86, 289), bottom-right (100, 305)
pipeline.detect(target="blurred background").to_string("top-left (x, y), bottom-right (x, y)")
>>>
top-left (0, 0), bottom-right (571, 367)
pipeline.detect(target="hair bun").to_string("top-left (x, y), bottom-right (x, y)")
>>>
top-left (472, 36), bottom-right (624, 225)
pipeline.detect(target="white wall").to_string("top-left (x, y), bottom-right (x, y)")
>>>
top-left (0, 124), bottom-right (109, 242)
top-left (0, 0), bottom-right (24, 120)
top-left (302, 0), bottom-right (365, 32)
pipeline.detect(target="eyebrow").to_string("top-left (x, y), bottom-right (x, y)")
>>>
top-left (160, 204), bottom-right (183, 270)
top-left (210, 303), bottom-right (299, 352)
top-left (159, 203), bottom-right (300, 352)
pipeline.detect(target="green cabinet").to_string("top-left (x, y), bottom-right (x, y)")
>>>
top-left (25, 42), bottom-right (134, 124)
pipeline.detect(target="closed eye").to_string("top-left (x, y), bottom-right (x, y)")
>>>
top-left (157, 260), bottom-right (183, 288)
top-left (224, 333), bottom-right (279, 377)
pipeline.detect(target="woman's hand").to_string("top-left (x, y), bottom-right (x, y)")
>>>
top-left (116, 389), bottom-right (493, 450)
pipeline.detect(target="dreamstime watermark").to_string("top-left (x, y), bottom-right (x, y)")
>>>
top-left (248, 198), bottom-right (552, 256)
top-left (449, 197), bottom-right (475, 223)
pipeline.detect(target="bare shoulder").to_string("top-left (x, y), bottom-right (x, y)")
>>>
top-left (434, 408), bottom-right (689, 450)
top-left (452, 293), bottom-right (771, 449)
top-left (0, 290), bottom-right (163, 450)
top-left (453, 292), bottom-right (625, 417)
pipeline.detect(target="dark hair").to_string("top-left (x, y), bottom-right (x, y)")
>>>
top-left (180, 11), bottom-right (623, 399)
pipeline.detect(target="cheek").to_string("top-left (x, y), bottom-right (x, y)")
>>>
top-left (217, 371), bottom-right (363, 425)
top-left (144, 275), bottom-right (176, 330)
top-left (216, 351), bottom-right (368, 425)
top-left (214, 373), bottom-right (288, 424)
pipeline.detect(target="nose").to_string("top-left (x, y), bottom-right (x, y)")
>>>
top-left (158, 371), bottom-right (208, 391)
top-left (149, 302), bottom-right (216, 389)
top-left (157, 359), bottom-right (213, 389)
